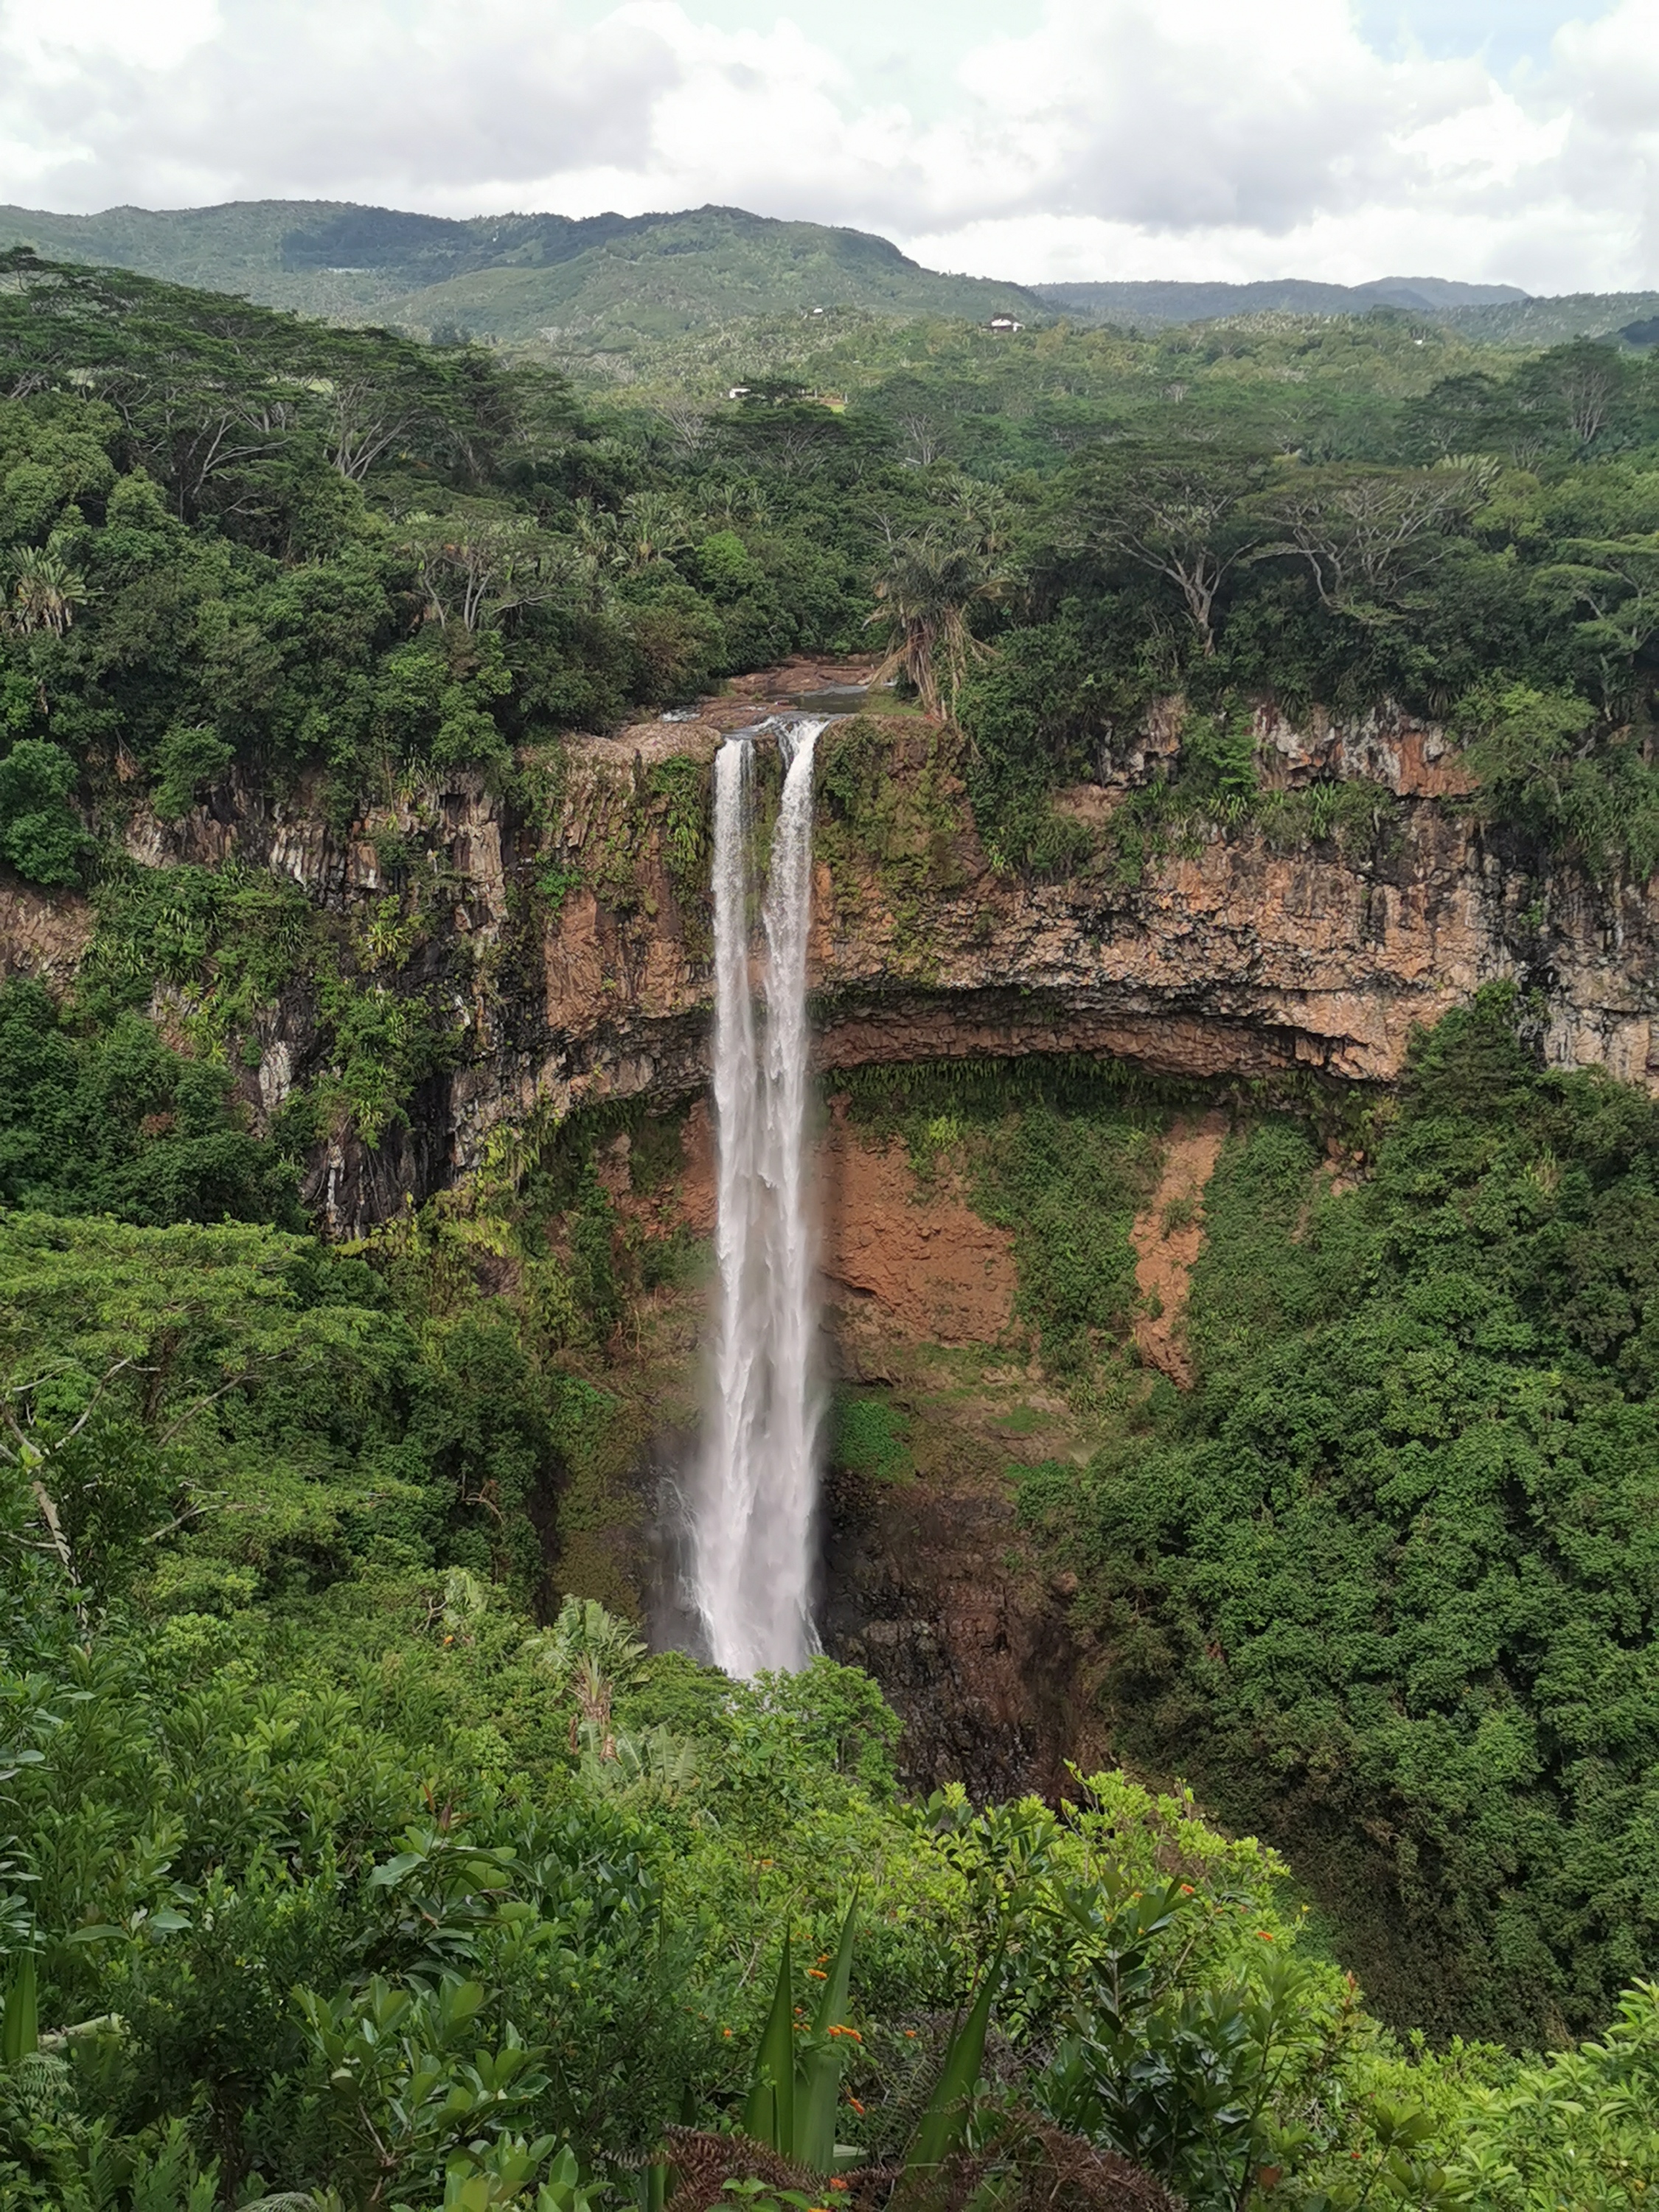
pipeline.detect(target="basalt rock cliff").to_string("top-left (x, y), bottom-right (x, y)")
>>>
top-left (34, 691), bottom-right (1654, 1239)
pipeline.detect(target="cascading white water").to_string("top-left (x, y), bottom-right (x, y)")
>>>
top-left (692, 719), bottom-right (826, 1677)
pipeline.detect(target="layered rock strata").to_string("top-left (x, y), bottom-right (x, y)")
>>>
top-left (7, 697), bottom-right (1658, 1232)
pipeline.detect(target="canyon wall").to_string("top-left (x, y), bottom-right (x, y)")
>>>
top-left (27, 695), bottom-right (1652, 1234)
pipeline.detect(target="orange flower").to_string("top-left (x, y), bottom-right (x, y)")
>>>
top-left (1179, 1884), bottom-right (1194, 1896)
top-left (849, 2097), bottom-right (866, 2116)
top-left (830, 2181), bottom-right (849, 2192)
top-left (1257, 1930), bottom-right (1274, 1941)
top-left (807, 1968), bottom-right (827, 1980)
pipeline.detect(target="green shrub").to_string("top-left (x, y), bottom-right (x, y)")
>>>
top-left (830, 1391), bottom-right (913, 1483)
top-left (0, 740), bottom-right (88, 886)
top-left (149, 723), bottom-right (234, 819)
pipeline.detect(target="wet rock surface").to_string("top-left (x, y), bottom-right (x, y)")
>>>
top-left (821, 1463), bottom-right (1095, 1801)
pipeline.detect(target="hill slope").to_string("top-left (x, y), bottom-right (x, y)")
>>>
top-left (0, 198), bottom-right (1045, 347)
top-left (1034, 275), bottom-right (1528, 325)
top-left (13, 192), bottom-right (1659, 365)
top-left (1434, 288), bottom-right (1659, 345)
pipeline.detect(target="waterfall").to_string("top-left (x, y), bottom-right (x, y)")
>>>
top-left (692, 719), bottom-right (825, 1677)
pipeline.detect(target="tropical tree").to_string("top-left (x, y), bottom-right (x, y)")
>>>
top-left (401, 513), bottom-right (582, 632)
top-left (1072, 450), bottom-right (1266, 655)
top-left (1537, 529), bottom-right (1659, 707)
top-left (867, 524), bottom-right (1017, 716)
top-left (527, 1594), bottom-right (649, 1760)
top-left (1247, 459), bottom-right (1491, 620)
top-left (3, 546), bottom-right (89, 636)
top-left (1520, 337), bottom-right (1631, 449)
top-left (575, 492), bottom-right (696, 574)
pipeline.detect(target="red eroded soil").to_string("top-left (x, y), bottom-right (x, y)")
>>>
top-left (633, 1101), bottom-right (1015, 1347)
top-left (1130, 1111), bottom-right (1227, 1387)
top-left (820, 1110), bottom-right (1018, 1346)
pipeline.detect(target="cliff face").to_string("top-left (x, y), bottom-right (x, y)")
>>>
top-left (12, 697), bottom-right (1658, 1233)
top-left (805, 702), bottom-right (1657, 1098)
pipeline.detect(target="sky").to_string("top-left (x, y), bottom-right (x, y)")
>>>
top-left (1, 0), bottom-right (1658, 293)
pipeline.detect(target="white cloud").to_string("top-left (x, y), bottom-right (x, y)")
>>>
top-left (0, 0), bottom-right (1655, 291)
top-left (0, 0), bottom-right (684, 209)
top-left (5, 0), bottom-right (220, 74)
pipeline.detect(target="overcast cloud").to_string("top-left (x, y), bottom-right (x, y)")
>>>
top-left (0, 0), bottom-right (1655, 291)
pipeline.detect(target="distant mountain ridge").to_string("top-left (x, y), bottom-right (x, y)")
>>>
top-left (1, 195), bottom-right (1646, 355)
top-left (1033, 276), bottom-right (1529, 324)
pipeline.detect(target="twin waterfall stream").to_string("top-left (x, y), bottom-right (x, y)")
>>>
top-left (690, 720), bottom-right (826, 1677)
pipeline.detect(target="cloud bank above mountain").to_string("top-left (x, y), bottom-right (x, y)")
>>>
top-left (0, 0), bottom-right (1654, 291)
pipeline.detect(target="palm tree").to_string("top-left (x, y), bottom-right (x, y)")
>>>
top-left (618, 490), bottom-right (692, 570)
top-left (5, 546), bottom-right (91, 636)
top-left (866, 524), bottom-right (1016, 717)
top-left (527, 1594), bottom-right (648, 1762)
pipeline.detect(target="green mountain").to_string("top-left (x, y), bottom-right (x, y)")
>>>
top-left (10, 195), bottom-right (1655, 358)
top-left (1030, 276), bottom-right (1659, 352)
top-left (0, 198), bottom-right (1046, 348)
top-left (1034, 275), bottom-right (1528, 324)
top-left (1433, 289), bottom-right (1659, 345)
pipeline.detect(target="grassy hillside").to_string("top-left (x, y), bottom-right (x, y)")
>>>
top-left (0, 197), bottom-right (1045, 349)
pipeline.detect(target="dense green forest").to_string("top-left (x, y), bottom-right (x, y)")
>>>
top-left (4, 252), bottom-right (1659, 2207)
top-left (7, 246), bottom-right (1659, 900)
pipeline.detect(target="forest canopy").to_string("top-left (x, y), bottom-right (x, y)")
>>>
top-left (5, 253), bottom-right (1659, 891)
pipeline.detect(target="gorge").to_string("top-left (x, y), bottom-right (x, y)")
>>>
top-left (12, 675), bottom-right (1659, 1830)
top-left (10, 655), bottom-right (1659, 2080)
